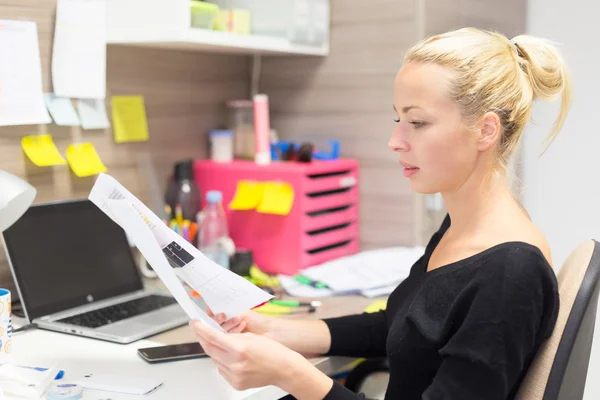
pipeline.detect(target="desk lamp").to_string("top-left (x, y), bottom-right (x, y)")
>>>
top-left (0, 170), bottom-right (36, 232)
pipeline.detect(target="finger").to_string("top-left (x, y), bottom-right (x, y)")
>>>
top-left (216, 313), bottom-right (227, 324)
top-left (196, 335), bottom-right (238, 365)
top-left (229, 320), bottom-right (247, 334)
top-left (191, 320), bottom-right (238, 352)
top-left (221, 316), bottom-right (244, 331)
top-left (206, 308), bottom-right (214, 317)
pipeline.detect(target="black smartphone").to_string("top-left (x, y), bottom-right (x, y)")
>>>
top-left (138, 342), bottom-right (208, 364)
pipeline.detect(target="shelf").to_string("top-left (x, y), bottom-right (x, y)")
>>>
top-left (108, 28), bottom-right (329, 56)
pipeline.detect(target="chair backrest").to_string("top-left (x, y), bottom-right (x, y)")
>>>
top-left (516, 240), bottom-right (600, 400)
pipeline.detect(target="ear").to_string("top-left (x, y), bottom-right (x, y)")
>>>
top-left (477, 112), bottom-right (501, 152)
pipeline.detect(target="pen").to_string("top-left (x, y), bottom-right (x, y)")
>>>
top-left (175, 204), bottom-right (183, 228)
top-left (20, 366), bottom-right (64, 380)
top-left (189, 223), bottom-right (198, 243)
top-left (269, 300), bottom-right (322, 308)
top-left (294, 275), bottom-right (329, 289)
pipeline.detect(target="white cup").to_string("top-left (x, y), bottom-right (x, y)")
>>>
top-left (0, 289), bottom-right (12, 354)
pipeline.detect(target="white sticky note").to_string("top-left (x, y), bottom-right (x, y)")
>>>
top-left (76, 99), bottom-right (110, 130)
top-left (0, 21), bottom-right (52, 126)
top-left (44, 93), bottom-right (80, 126)
top-left (52, 0), bottom-right (106, 99)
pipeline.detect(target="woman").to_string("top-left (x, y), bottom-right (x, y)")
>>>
top-left (191, 27), bottom-right (570, 399)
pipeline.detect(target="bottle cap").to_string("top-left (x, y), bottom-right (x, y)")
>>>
top-left (206, 190), bottom-right (222, 204)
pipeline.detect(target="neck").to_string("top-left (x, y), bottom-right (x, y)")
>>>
top-left (442, 171), bottom-right (517, 235)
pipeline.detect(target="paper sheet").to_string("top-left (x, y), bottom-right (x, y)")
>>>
top-left (299, 246), bottom-right (425, 292)
top-left (21, 135), bottom-right (67, 167)
top-left (111, 96), bottom-right (150, 143)
top-left (257, 182), bottom-right (294, 215)
top-left (76, 99), bottom-right (110, 130)
top-left (0, 21), bottom-right (52, 126)
top-left (229, 181), bottom-right (265, 211)
top-left (89, 173), bottom-right (273, 319)
top-left (52, 0), bottom-right (106, 99)
top-left (107, 200), bottom-right (223, 331)
top-left (44, 93), bottom-right (80, 126)
top-left (66, 142), bottom-right (107, 177)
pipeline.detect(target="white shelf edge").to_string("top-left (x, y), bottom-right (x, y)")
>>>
top-left (107, 28), bottom-right (329, 56)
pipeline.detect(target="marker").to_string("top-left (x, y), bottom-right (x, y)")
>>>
top-left (269, 300), bottom-right (322, 308)
top-left (294, 275), bottom-right (329, 289)
top-left (175, 204), bottom-right (183, 228)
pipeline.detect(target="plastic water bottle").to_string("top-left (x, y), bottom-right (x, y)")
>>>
top-left (198, 190), bottom-right (230, 269)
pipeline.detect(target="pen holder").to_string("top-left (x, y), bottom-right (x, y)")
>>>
top-left (0, 289), bottom-right (13, 356)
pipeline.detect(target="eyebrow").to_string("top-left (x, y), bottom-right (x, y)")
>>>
top-left (393, 105), bottom-right (422, 113)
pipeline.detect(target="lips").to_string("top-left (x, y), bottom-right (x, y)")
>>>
top-left (399, 161), bottom-right (418, 169)
top-left (400, 161), bottom-right (419, 178)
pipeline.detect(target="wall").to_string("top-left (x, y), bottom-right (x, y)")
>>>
top-left (525, 0), bottom-right (600, 397)
top-left (261, 0), bottom-right (420, 250)
top-left (260, 0), bottom-right (527, 249)
top-left (0, 1), bottom-right (250, 294)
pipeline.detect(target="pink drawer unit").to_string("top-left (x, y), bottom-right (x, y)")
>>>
top-left (193, 159), bottom-right (360, 275)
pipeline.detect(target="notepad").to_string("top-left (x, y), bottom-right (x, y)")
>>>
top-left (257, 182), bottom-right (294, 216)
top-left (0, 21), bottom-right (51, 126)
top-left (66, 142), bottom-right (107, 177)
top-left (52, 0), bottom-right (106, 99)
top-left (21, 135), bottom-right (66, 167)
top-left (229, 181), bottom-right (265, 210)
top-left (112, 96), bottom-right (149, 143)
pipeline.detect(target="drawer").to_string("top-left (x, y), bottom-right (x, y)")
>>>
top-left (301, 239), bottom-right (359, 268)
top-left (302, 205), bottom-right (358, 232)
top-left (303, 186), bottom-right (358, 213)
top-left (303, 169), bottom-right (358, 193)
top-left (302, 221), bottom-right (358, 250)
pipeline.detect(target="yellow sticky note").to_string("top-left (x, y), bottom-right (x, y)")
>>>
top-left (66, 143), bottom-right (107, 177)
top-left (229, 181), bottom-right (265, 211)
top-left (364, 300), bottom-right (387, 314)
top-left (21, 135), bottom-right (66, 167)
top-left (111, 96), bottom-right (149, 143)
top-left (257, 182), bottom-right (294, 216)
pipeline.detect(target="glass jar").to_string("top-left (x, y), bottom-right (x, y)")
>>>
top-left (226, 99), bottom-right (255, 160)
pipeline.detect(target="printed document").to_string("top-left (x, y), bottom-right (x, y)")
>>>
top-left (89, 174), bottom-right (273, 326)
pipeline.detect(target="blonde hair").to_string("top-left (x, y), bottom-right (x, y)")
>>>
top-left (404, 28), bottom-right (572, 169)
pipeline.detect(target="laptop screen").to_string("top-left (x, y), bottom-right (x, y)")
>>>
top-left (2, 200), bottom-right (143, 321)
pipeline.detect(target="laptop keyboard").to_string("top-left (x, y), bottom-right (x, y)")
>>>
top-left (57, 295), bottom-right (177, 329)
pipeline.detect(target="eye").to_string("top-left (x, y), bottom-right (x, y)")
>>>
top-left (393, 117), bottom-right (400, 123)
top-left (410, 121), bottom-right (426, 129)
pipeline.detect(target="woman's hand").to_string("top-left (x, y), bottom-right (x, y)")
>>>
top-left (191, 320), bottom-right (309, 392)
top-left (207, 308), bottom-right (274, 336)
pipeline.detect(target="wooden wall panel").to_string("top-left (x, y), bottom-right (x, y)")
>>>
top-left (261, 0), bottom-right (419, 251)
top-left (0, 2), bottom-right (250, 294)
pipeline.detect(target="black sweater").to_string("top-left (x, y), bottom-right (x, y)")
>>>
top-left (322, 215), bottom-right (559, 400)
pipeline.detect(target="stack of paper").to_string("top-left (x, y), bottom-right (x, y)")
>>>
top-left (279, 246), bottom-right (425, 298)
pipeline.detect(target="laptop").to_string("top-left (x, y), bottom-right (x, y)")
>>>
top-left (2, 199), bottom-right (188, 344)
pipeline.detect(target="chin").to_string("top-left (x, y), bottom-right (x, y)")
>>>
top-left (409, 180), bottom-right (442, 195)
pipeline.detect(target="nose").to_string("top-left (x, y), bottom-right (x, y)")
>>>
top-left (388, 122), bottom-right (410, 152)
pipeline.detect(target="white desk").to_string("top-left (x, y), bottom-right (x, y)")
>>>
top-left (8, 295), bottom-right (374, 399)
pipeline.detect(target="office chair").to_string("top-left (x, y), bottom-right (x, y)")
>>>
top-left (516, 239), bottom-right (600, 400)
top-left (344, 240), bottom-right (600, 400)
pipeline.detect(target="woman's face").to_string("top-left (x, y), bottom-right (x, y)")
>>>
top-left (389, 62), bottom-right (480, 194)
